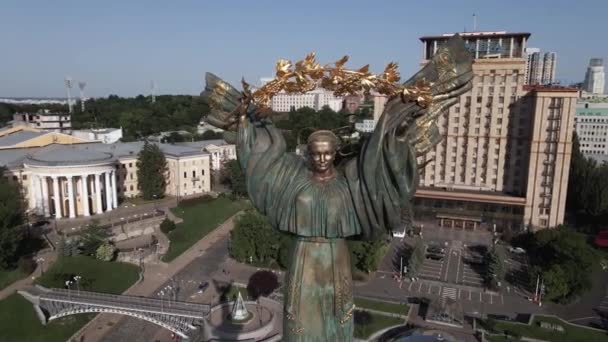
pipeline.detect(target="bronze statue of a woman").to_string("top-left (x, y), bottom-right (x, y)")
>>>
top-left (202, 35), bottom-right (473, 341)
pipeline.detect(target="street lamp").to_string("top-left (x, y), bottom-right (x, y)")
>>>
top-left (65, 280), bottom-right (73, 300)
top-left (35, 257), bottom-right (45, 276)
top-left (74, 275), bottom-right (82, 294)
top-left (158, 289), bottom-right (165, 313)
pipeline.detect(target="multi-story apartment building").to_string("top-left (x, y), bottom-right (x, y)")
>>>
top-left (524, 48), bottom-right (556, 85)
top-left (541, 52), bottom-right (557, 85)
top-left (12, 109), bottom-right (72, 133)
top-left (524, 48), bottom-right (542, 85)
top-left (414, 31), bottom-right (577, 231)
top-left (584, 58), bottom-right (605, 95)
top-left (575, 96), bottom-right (608, 155)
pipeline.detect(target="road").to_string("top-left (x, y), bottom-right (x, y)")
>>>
top-left (95, 221), bottom-right (608, 340)
top-left (99, 235), bottom-right (230, 342)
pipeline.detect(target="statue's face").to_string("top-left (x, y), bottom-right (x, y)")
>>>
top-left (308, 140), bottom-right (336, 174)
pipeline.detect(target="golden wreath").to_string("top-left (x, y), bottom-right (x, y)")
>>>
top-left (240, 53), bottom-right (433, 113)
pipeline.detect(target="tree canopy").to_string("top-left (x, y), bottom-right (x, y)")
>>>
top-left (229, 209), bottom-right (292, 269)
top-left (0, 168), bottom-right (25, 269)
top-left (74, 95), bottom-right (210, 141)
top-left (567, 132), bottom-right (608, 221)
top-left (137, 142), bottom-right (168, 200)
top-left (274, 106), bottom-right (350, 152)
top-left (220, 160), bottom-right (247, 198)
top-left (516, 226), bottom-right (598, 303)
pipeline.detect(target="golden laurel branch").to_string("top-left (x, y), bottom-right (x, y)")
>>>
top-left (243, 53), bottom-right (433, 111)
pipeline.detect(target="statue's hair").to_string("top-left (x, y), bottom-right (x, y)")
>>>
top-left (307, 130), bottom-right (339, 149)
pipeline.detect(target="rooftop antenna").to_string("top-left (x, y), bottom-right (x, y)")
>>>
top-left (78, 81), bottom-right (87, 112)
top-left (473, 13), bottom-right (477, 31)
top-left (65, 77), bottom-right (74, 113)
top-left (150, 80), bottom-right (157, 103)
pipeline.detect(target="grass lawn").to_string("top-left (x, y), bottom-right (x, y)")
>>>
top-left (163, 197), bottom-right (244, 262)
top-left (0, 268), bottom-right (27, 290)
top-left (0, 256), bottom-right (139, 342)
top-left (354, 297), bottom-right (409, 316)
top-left (354, 310), bottom-right (403, 339)
top-left (489, 315), bottom-right (608, 342)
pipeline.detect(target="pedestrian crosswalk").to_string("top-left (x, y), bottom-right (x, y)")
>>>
top-left (442, 287), bottom-right (457, 300)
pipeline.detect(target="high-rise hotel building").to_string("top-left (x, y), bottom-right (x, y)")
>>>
top-left (414, 31), bottom-right (577, 231)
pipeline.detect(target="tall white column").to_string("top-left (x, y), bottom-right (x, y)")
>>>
top-left (111, 171), bottom-right (118, 209)
top-left (28, 175), bottom-right (36, 209)
top-left (81, 174), bottom-right (90, 217)
top-left (104, 172), bottom-right (112, 212)
top-left (41, 176), bottom-right (50, 216)
top-left (51, 176), bottom-right (62, 219)
top-left (94, 173), bottom-right (103, 214)
top-left (67, 176), bottom-right (76, 218)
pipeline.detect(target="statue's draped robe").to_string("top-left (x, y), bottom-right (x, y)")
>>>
top-left (237, 108), bottom-right (419, 341)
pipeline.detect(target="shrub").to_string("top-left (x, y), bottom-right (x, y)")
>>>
top-left (179, 195), bottom-right (215, 207)
top-left (17, 256), bottom-right (36, 274)
top-left (160, 218), bottom-right (177, 234)
top-left (354, 310), bottom-right (373, 325)
top-left (96, 242), bottom-right (117, 261)
top-left (247, 270), bottom-right (279, 299)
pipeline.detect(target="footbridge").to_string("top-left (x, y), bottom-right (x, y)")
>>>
top-left (19, 285), bottom-right (211, 339)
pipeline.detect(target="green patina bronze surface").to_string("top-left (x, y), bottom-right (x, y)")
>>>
top-left (201, 35), bottom-right (473, 341)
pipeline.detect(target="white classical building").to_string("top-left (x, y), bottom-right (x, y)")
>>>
top-left (71, 128), bottom-right (123, 144)
top-left (1, 141), bottom-right (212, 219)
top-left (176, 140), bottom-right (237, 170)
top-left (270, 88), bottom-right (343, 112)
top-left (354, 119), bottom-right (376, 133)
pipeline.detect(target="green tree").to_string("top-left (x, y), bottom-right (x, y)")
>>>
top-left (406, 239), bottom-right (425, 277)
top-left (95, 241), bottom-right (117, 261)
top-left (484, 247), bottom-right (505, 289)
top-left (541, 264), bottom-right (570, 302)
top-left (0, 168), bottom-right (25, 269)
top-left (524, 226), bottom-right (597, 303)
top-left (567, 132), bottom-right (608, 219)
top-left (79, 220), bottom-right (106, 256)
top-left (348, 238), bottom-right (389, 273)
top-left (137, 142), bottom-right (168, 200)
top-left (199, 130), bottom-right (223, 140)
top-left (160, 218), bottom-right (176, 234)
top-left (221, 159), bottom-right (247, 197)
top-left (229, 210), bottom-right (292, 268)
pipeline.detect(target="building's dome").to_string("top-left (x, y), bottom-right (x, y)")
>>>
top-left (25, 146), bottom-right (114, 167)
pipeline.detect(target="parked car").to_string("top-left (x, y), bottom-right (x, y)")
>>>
top-left (393, 229), bottom-right (406, 238)
top-left (197, 281), bottom-right (209, 294)
top-left (594, 230), bottom-right (608, 248)
top-left (426, 245), bottom-right (445, 255)
top-left (426, 253), bottom-right (444, 261)
top-left (508, 247), bottom-right (526, 254)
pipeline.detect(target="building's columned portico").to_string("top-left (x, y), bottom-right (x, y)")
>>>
top-left (23, 149), bottom-right (117, 219)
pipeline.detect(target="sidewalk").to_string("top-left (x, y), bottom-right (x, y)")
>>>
top-left (71, 212), bottom-right (241, 342)
top-left (0, 248), bottom-right (58, 300)
top-left (54, 197), bottom-right (176, 232)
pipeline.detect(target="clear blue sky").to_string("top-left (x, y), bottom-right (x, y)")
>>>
top-left (1, 0), bottom-right (606, 98)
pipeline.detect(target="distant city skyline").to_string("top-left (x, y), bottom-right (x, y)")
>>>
top-left (1, 0), bottom-right (607, 97)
